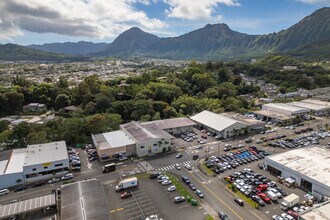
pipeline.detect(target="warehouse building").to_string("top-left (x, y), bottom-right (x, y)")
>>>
top-left (288, 99), bottom-right (330, 116)
top-left (0, 141), bottom-right (69, 189)
top-left (262, 103), bottom-right (311, 116)
top-left (93, 118), bottom-right (195, 159)
top-left (190, 110), bottom-right (248, 139)
top-left (265, 146), bottom-right (330, 197)
top-left (254, 103), bottom-right (310, 124)
top-left (299, 200), bottom-right (330, 220)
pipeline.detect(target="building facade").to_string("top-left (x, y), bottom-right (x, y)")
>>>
top-left (0, 141), bottom-right (69, 189)
top-left (265, 146), bottom-right (330, 197)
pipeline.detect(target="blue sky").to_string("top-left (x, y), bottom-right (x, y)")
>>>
top-left (0, 0), bottom-right (328, 45)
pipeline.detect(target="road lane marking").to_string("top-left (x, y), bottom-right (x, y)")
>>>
top-left (188, 172), bottom-right (244, 220)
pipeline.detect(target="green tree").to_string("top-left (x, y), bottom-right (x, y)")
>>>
top-left (0, 120), bottom-right (10, 133)
top-left (5, 92), bottom-right (24, 114)
top-left (55, 94), bottom-right (71, 110)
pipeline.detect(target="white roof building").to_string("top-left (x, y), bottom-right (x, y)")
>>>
top-left (190, 110), bottom-right (241, 132)
top-left (24, 141), bottom-right (68, 166)
top-left (190, 110), bottom-right (248, 138)
top-left (262, 103), bottom-right (310, 116)
top-left (266, 146), bottom-right (330, 196)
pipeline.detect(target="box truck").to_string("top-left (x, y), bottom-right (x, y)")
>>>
top-left (116, 177), bottom-right (138, 192)
top-left (102, 163), bottom-right (116, 173)
top-left (281, 194), bottom-right (300, 210)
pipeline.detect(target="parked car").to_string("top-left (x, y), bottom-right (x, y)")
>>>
top-left (167, 185), bottom-right (176, 192)
top-left (192, 155), bottom-right (199, 160)
top-left (13, 185), bottom-right (27, 192)
top-left (48, 178), bottom-right (61, 184)
top-left (61, 173), bottom-right (74, 181)
top-left (234, 198), bottom-right (244, 206)
top-left (161, 180), bottom-right (172, 186)
top-left (121, 192), bottom-right (132, 199)
top-left (149, 172), bottom-right (161, 179)
top-left (174, 196), bottom-right (185, 203)
top-left (175, 164), bottom-right (181, 170)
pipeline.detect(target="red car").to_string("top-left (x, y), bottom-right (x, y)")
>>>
top-left (120, 192), bottom-right (132, 199)
top-left (257, 192), bottom-right (271, 204)
top-left (256, 184), bottom-right (268, 191)
top-left (287, 210), bottom-right (299, 219)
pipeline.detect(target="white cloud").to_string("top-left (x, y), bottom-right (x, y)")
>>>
top-left (295, 0), bottom-right (330, 4)
top-left (163, 0), bottom-right (240, 20)
top-left (0, 0), bottom-right (166, 40)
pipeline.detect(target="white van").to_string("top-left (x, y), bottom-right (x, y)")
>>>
top-left (266, 190), bottom-right (278, 201)
top-left (0, 188), bottom-right (9, 196)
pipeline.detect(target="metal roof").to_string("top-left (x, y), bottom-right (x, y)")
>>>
top-left (141, 118), bottom-right (196, 130)
top-left (253, 110), bottom-right (294, 121)
top-left (263, 103), bottom-right (310, 113)
top-left (121, 121), bottom-right (173, 143)
top-left (302, 99), bottom-right (330, 107)
top-left (266, 146), bottom-right (330, 188)
top-left (93, 130), bottom-right (136, 149)
top-left (289, 102), bottom-right (329, 111)
top-left (61, 179), bottom-right (110, 220)
top-left (24, 141), bottom-right (68, 166)
top-left (0, 194), bottom-right (55, 219)
top-left (190, 110), bottom-right (245, 132)
top-left (299, 201), bottom-right (330, 220)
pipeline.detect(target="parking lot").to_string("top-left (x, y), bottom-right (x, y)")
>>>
top-left (105, 177), bottom-right (207, 220)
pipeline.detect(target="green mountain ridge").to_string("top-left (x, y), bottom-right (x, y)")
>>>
top-left (0, 44), bottom-right (89, 62)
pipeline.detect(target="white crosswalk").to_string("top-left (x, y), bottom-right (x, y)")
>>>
top-left (155, 160), bottom-right (197, 171)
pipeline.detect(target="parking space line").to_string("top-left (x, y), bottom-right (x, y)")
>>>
top-left (125, 204), bottom-right (155, 214)
top-left (178, 204), bottom-right (190, 209)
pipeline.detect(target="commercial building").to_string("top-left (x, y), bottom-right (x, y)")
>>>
top-left (262, 103), bottom-right (311, 116)
top-left (299, 200), bottom-right (330, 220)
top-left (61, 179), bottom-right (111, 220)
top-left (93, 118), bottom-right (195, 160)
top-left (92, 130), bottom-right (136, 161)
top-left (265, 146), bottom-right (330, 197)
top-left (190, 110), bottom-right (253, 139)
top-left (0, 141), bottom-right (69, 189)
top-left (254, 103), bottom-right (310, 124)
top-left (121, 121), bottom-right (173, 157)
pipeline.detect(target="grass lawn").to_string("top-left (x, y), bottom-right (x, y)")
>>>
top-left (227, 184), bottom-right (259, 209)
top-left (166, 172), bottom-right (196, 201)
top-left (205, 215), bottom-right (214, 220)
top-left (200, 163), bottom-right (214, 176)
top-left (133, 172), bottom-right (149, 179)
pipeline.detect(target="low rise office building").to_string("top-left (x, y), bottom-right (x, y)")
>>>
top-left (93, 118), bottom-right (195, 161)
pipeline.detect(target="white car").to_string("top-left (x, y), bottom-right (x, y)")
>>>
top-left (48, 178), bottom-right (61, 184)
top-left (175, 164), bottom-right (181, 170)
top-left (161, 180), bottom-right (172, 186)
top-left (167, 185), bottom-right (176, 192)
top-left (61, 173), bottom-right (74, 181)
top-left (185, 164), bottom-right (192, 170)
top-left (269, 188), bottom-right (282, 198)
